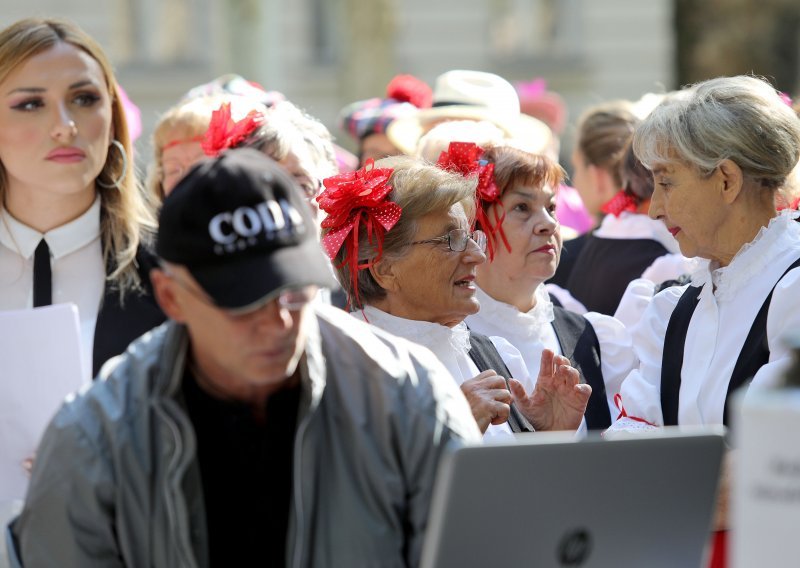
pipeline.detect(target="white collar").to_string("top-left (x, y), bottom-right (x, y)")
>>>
top-left (691, 210), bottom-right (800, 301)
top-left (594, 212), bottom-right (681, 254)
top-left (356, 305), bottom-right (472, 356)
top-left (0, 196), bottom-right (101, 260)
top-left (473, 285), bottom-right (554, 342)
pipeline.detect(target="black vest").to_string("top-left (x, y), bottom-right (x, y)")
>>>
top-left (548, 232), bottom-right (590, 288)
top-left (92, 245), bottom-right (166, 376)
top-left (566, 235), bottom-right (669, 316)
top-left (661, 255), bottom-right (800, 426)
top-left (551, 307), bottom-right (611, 430)
top-left (467, 331), bottom-right (535, 433)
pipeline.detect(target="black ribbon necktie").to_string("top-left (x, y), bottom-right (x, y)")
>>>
top-left (33, 238), bottom-right (52, 307)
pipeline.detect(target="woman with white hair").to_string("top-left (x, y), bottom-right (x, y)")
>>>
top-left (609, 76), bottom-right (800, 560)
top-left (611, 75), bottom-right (800, 431)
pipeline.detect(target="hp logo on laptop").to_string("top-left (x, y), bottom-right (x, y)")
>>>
top-left (557, 528), bottom-right (592, 566)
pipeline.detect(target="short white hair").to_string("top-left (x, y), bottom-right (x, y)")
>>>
top-left (633, 75), bottom-right (800, 190)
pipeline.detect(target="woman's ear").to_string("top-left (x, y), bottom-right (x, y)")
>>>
top-left (717, 159), bottom-right (744, 204)
top-left (369, 257), bottom-right (399, 292)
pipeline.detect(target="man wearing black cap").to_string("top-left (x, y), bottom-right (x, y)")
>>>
top-left (8, 149), bottom-right (481, 567)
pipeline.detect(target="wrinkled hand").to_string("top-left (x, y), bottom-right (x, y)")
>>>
top-left (509, 349), bottom-right (591, 431)
top-left (460, 370), bottom-right (512, 433)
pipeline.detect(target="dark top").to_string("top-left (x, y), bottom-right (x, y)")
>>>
top-left (551, 306), bottom-right (610, 430)
top-left (548, 232), bottom-right (590, 288)
top-left (565, 235), bottom-right (669, 315)
top-left (92, 244), bottom-right (166, 375)
top-left (467, 332), bottom-right (535, 433)
top-left (182, 367), bottom-right (301, 567)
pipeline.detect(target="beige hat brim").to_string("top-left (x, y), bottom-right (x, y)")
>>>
top-left (386, 105), bottom-right (553, 156)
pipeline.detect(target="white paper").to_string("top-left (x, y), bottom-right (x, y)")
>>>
top-left (0, 304), bottom-right (88, 502)
top-left (732, 389), bottom-right (800, 568)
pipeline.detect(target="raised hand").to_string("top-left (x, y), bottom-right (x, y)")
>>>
top-left (460, 370), bottom-right (512, 433)
top-left (509, 349), bottom-right (591, 431)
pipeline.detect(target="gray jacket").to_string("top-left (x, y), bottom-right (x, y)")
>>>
top-left (7, 304), bottom-right (481, 567)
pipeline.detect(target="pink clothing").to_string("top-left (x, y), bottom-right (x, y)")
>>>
top-left (556, 184), bottom-right (594, 234)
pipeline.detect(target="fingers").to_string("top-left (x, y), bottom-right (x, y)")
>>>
top-left (554, 361), bottom-right (580, 387)
top-left (507, 378), bottom-right (527, 402)
top-left (539, 348), bottom-right (555, 378)
top-left (463, 371), bottom-right (508, 391)
top-left (489, 401), bottom-right (511, 425)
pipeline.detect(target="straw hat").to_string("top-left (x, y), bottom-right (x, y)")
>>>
top-left (386, 70), bottom-right (552, 155)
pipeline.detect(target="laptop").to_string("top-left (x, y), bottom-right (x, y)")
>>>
top-left (421, 428), bottom-right (725, 568)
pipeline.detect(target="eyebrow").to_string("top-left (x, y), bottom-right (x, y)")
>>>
top-left (651, 165), bottom-right (670, 176)
top-left (509, 188), bottom-right (556, 201)
top-left (6, 79), bottom-right (99, 96)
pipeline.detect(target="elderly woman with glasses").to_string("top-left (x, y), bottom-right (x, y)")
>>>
top-left (319, 156), bottom-right (591, 438)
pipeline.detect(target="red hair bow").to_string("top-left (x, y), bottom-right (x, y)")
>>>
top-left (601, 190), bottom-right (639, 217)
top-left (201, 102), bottom-right (265, 157)
top-left (437, 142), bottom-right (509, 259)
top-left (317, 160), bottom-right (401, 307)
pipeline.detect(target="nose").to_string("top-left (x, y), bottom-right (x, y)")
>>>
top-left (534, 209), bottom-right (558, 235)
top-left (51, 104), bottom-right (77, 141)
top-left (462, 237), bottom-right (487, 266)
top-left (648, 183), bottom-right (664, 220)
top-left (252, 300), bottom-right (295, 334)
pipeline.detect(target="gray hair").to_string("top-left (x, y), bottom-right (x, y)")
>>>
top-left (633, 75), bottom-right (800, 190)
top-left (245, 101), bottom-right (338, 180)
top-left (329, 156), bottom-right (477, 308)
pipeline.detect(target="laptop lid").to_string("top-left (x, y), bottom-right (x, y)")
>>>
top-left (421, 428), bottom-right (725, 568)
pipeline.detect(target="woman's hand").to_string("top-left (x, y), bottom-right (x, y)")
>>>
top-left (510, 349), bottom-right (591, 431)
top-left (460, 370), bottom-right (512, 433)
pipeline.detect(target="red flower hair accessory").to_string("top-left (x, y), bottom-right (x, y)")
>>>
top-left (201, 102), bottom-right (265, 157)
top-left (317, 160), bottom-right (401, 307)
top-left (437, 141), bottom-right (510, 259)
top-left (600, 189), bottom-right (639, 217)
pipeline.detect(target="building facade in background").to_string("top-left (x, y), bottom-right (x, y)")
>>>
top-left (0, 0), bottom-right (675, 163)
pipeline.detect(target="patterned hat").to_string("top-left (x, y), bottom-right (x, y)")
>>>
top-left (339, 74), bottom-right (432, 141)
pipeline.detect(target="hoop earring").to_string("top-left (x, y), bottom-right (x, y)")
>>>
top-left (96, 140), bottom-right (128, 190)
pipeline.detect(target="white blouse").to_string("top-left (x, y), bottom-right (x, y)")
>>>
top-left (610, 211), bottom-right (800, 431)
top-left (0, 198), bottom-right (104, 372)
top-left (352, 305), bottom-right (536, 440)
top-left (466, 285), bottom-right (637, 421)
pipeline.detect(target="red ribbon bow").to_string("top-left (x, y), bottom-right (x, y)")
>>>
top-left (201, 102), bottom-right (265, 157)
top-left (317, 160), bottom-right (401, 308)
top-left (600, 189), bottom-right (639, 218)
top-left (437, 142), bottom-right (509, 259)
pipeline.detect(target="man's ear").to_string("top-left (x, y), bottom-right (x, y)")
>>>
top-left (716, 159), bottom-right (744, 205)
top-left (369, 257), bottom-right (399, 292)
top-left (150, 268), bottom-right (186, 323)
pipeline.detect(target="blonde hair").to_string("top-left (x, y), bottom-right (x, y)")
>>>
top-left (327, 156), bottom-right (477, 308)
top-left (245, 101), bottom-right (338, 180)
top-left (0, 18), bottom-right (156, 296)
top-left (146, 93), bottom-right (264, 200)
top-left (634, 76), bottom-right (800, 191)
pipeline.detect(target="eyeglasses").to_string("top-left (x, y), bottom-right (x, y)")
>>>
top-left (295, 176), bottom-right (323, 201)
top-left (409, 229), bottom-right (487, 253)
top-left (164, 267), bottom-right (317, 316)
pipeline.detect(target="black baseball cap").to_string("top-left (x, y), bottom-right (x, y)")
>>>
top-left (157, 148), bottom-right (336, 311)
